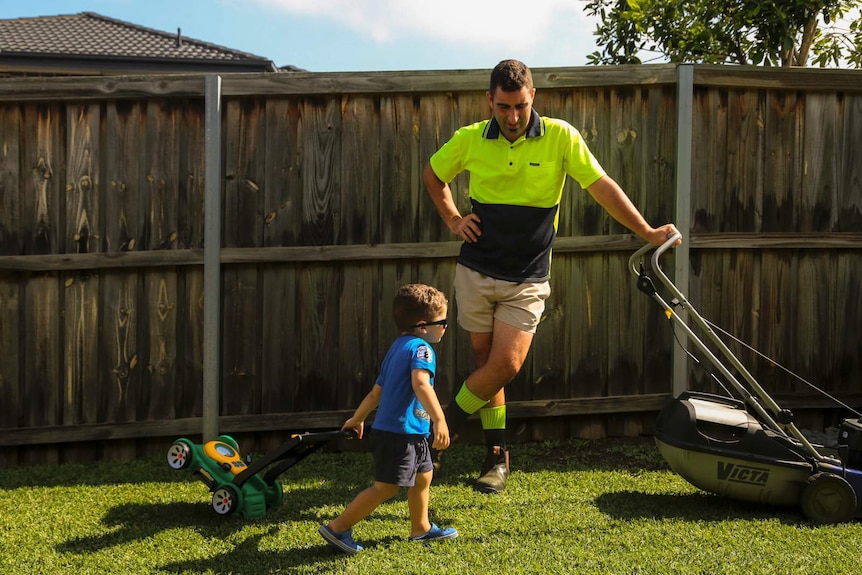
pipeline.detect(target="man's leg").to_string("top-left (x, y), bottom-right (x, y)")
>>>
top-left (475, 388), bottom-right (509, 492)
top-left (469, 335), bottom-right (506, 492)
top-left (445, 321), bottom-right (533, 492)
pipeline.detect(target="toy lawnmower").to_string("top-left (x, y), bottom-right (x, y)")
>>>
top-left (167, 429), bottom-right (355, 519)
top-left (630, 233), bottom-right (862, 524)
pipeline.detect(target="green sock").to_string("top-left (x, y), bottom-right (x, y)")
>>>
top-left (454, 383), bottom-right (489, 415)
top-left (480, 405), bottom-right (507, 430)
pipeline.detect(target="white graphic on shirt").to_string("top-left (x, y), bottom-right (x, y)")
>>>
top-left (416, 345), bottom-right (432, 362)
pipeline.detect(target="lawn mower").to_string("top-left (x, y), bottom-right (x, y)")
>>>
top-left (629, 233), bottom-right (862, 524)
top-left (167, 429), bottom-right (355, 519)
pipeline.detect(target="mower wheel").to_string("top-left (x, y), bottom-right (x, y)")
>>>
top-left (800, 472), bottom-right (857, 524)
top-left (212, 485), bottom-right (241, 516)
top-left (167, 441), bottom-right (193, 470)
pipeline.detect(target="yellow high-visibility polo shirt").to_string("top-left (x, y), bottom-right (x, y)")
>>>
top-left (429, 110), bottom-right (605, 282)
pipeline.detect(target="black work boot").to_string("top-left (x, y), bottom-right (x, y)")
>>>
top-left (474, 446), bottom-right (509, 493)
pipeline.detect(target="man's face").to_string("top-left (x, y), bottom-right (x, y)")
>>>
top-left (487, 85), bottom-right (535, 142)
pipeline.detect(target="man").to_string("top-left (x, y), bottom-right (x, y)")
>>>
top-left (422, 59), bottom-right (680, 493)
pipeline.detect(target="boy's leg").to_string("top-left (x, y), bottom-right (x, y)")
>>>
top-left (328, 481), bottom-right (399, 533)
top-left (406, 470), bottom-right (433, 538)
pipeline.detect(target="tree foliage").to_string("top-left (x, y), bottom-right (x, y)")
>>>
top-left (584, 0), bottom-right (862, 67)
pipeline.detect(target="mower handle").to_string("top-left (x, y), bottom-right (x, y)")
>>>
top-left (626, 231), bottom-right (833, 460)
top-left (628, 231), bottom-right (682, 279)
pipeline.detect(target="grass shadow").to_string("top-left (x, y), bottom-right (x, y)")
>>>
top-left (158, 531), bottom-right (409, 574)
top-left (55, 481), bottom-right (366, 556)
top-left (56, 502), bottom-right (239, 554)
top-left (594, 490), bottom-right (808, 524)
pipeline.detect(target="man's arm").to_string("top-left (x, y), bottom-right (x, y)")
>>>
top-left (422, 163), bottom-right (482, 243)
top-left (587, 175), bottom-right (680, 246)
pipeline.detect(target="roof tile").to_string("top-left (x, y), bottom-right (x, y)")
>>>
top-left (0, 12), bottom-right (272, 64)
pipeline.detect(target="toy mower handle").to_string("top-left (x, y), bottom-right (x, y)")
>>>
top-left (296, 429), bottom-right (358, 442)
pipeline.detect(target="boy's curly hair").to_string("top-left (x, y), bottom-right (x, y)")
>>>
top-left (490, 59), bottom-right (533, 94)
top-left (393, 284), bottom-right (448, 331)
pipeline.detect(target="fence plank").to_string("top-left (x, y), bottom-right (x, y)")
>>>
top-left (102, 101), bottom-right (143, 431)
top-left (725, 88), bottom-right (763, 232)
top-left (0, 104), bottom-right (21, 462)
top-left (0, 104), bottom-right (22, 254)
top-left (802, 93), bottom-right (840, 231)
top-left (839, 94), bottom-right (862, 230)
top-left (300, 263), bottom-right (340, 410)
top-left (758, 251), bottom-right (797, 394)
top-left (263, 98), bottom-right (302, 246)
top-left (338, 95), bottom-right (382, 409)
top-left (22, 274), bottom-right (61, 463)
top-left (834, 252), bottom-right (862, 393)
top-left (141, 101), bottom-right (181, 420)
top-left (301, 97), bottom-right (340, 246)
top-left (691, 88), bottom-right (727, 232)
top-left (63, 103), bottom-right (101, 431)
top-left (763, 91), bottom-right (802, 232)
top-left (176, 100), bottom-right (206, 420)
top-left (23, 104), bottom-right (63, 255)
top-left (337, 262), bottom-right (377, 409)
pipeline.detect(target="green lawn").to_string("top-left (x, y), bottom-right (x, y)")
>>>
top-left (1, 437), bottom-right (860, 575)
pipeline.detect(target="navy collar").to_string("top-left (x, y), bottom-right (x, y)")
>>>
top-left (483, 109), bottom-right (542, 140)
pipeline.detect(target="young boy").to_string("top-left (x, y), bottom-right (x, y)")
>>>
top-left (319, 284), bottom-right (458, 554)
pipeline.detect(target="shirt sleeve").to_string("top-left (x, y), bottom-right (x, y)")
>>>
top-left (411, 342), bottom-right (436, 377)
top-left (429, 126), bottom-right (469, 183)
top-left (560, 120), bottom-right (606, 189)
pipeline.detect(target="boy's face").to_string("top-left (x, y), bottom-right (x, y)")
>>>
top-left (415, 309), bottom-right (448, 344)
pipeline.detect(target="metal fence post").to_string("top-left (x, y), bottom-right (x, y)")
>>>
top-left (673, 64), bottom-right (694, 398)
top-left (203, 75), bottom-right (222, 441)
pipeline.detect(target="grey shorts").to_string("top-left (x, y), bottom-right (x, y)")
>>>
top-left (370, 429), bottom-right (432, 487)
top-left (454, 263), bottom-right (551, 334)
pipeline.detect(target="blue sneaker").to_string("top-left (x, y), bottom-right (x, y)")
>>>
top-left (410, 523), bottom-right (458, 542)
top-left (319, 524), bottom-right (363, 554)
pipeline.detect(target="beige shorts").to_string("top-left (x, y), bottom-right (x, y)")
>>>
top-left (453, 264), bottom-right (551, 334)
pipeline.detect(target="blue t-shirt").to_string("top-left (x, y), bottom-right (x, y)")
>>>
top-left (372, 334), bottom-right (436, 436)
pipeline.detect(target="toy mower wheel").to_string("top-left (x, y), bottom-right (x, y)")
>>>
top-left (212, 485), bottom-right (241, 516)
top-left (167, 441), bottom-right (193, 470)
top-left (800, 472), bottom-right (857, 524)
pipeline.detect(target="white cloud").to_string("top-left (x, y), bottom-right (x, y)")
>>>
top-left (250, 0), bottom-right (600, 65)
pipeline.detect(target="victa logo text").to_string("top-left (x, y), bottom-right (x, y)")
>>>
top-left (717, 461), bottom-right (770, 486)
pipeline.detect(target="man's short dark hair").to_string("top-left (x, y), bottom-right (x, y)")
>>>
top-left (490, 59), bottom-right (533, 94)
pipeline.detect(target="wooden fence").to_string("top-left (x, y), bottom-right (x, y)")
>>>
top-left (1, 64), bottom-right (861, 465)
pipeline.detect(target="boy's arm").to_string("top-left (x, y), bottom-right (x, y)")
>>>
top-left (342, 383), bottom-right (382, 439)
top-left (411, 368), bottom-right (450, 450)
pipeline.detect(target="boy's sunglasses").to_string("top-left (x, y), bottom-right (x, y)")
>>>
top-left (412, 319), bottom-right (448, 329)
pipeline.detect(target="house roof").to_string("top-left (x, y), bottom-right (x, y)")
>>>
top-left (0, 12), bottom-right (279, 74)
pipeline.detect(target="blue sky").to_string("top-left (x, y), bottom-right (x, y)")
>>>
top-left (0, 0), bottom-right (605, 72)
